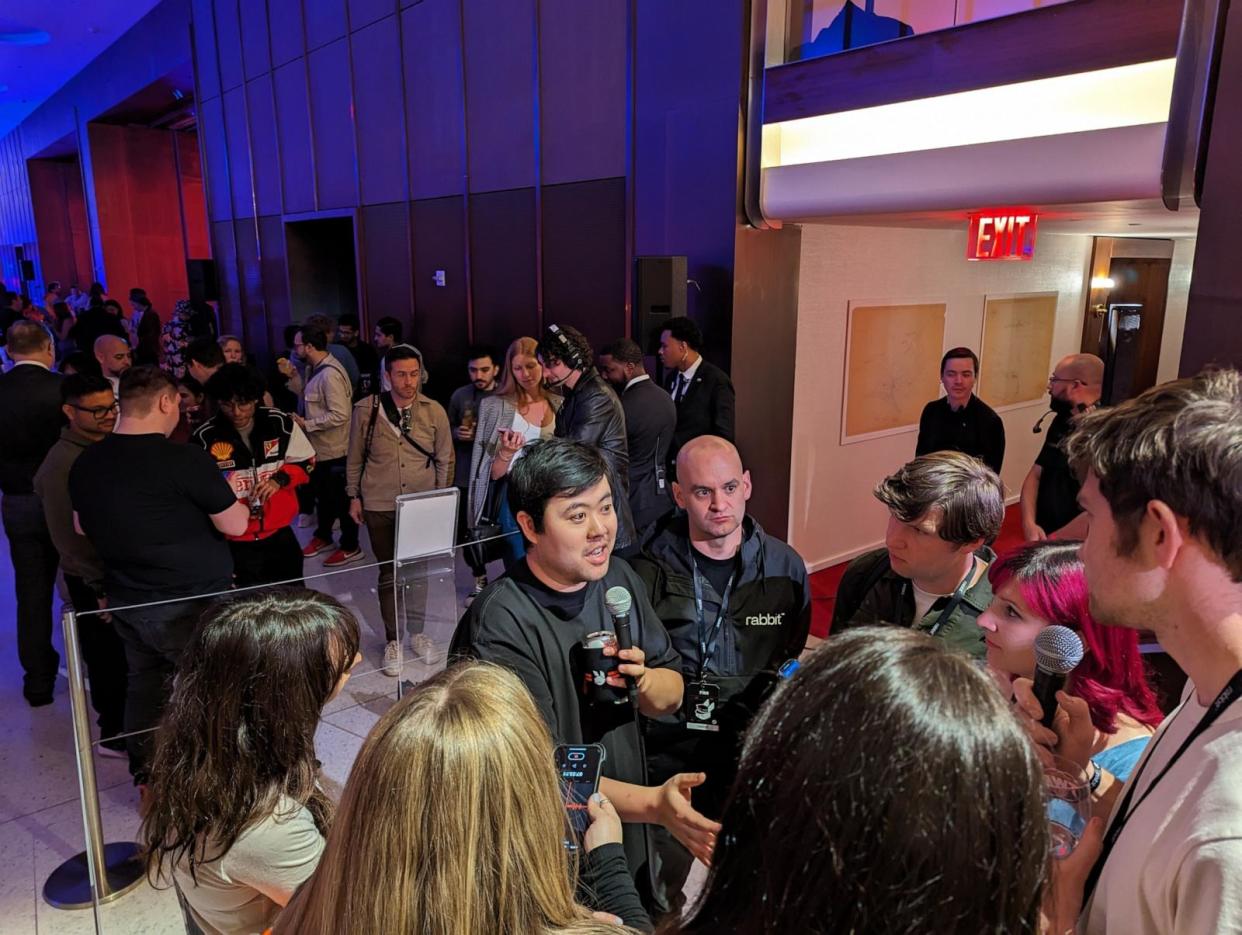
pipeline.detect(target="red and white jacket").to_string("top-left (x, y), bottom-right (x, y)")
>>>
top-left (190, 407), bottom-right (314, 541)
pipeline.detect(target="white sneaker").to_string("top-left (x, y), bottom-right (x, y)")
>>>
top-left (381, 641), bottom-right (401, 677)
top-left (410, 632), bottom-right (435, 663)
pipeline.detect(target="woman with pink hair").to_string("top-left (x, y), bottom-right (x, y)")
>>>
top-left (977, 540), bottom-right (1162, 780)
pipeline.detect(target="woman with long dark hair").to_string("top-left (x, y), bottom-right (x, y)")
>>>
top-left (978, 540), bottom-right (1162, 780)
top-left (140, 590), bottom-right (360, 935)
top-left (664, 627), bottom-right (1054, 934)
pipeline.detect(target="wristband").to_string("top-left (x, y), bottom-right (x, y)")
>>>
top-left (1088, 759), bottom-right (1102, 791)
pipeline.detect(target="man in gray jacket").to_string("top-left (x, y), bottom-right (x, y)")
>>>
top-left (282, 322), bottom-right (360, 566)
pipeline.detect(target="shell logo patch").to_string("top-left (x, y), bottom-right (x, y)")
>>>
top-left (210, 441), bottom-right (235, 462)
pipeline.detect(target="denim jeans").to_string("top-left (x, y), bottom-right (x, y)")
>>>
top-left (1, 493), bottom-right (60, 698)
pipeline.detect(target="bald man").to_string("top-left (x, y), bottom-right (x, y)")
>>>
top-left (93, 334), bottom-right (132, 396)
top-left (1020, 352), bottom-right (1104, 540)
top-left (630, 435), bottom-right (810, 914)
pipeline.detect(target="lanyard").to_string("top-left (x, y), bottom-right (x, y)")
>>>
top-left (690, 546), bottom-right (737, 681)
top-left (925, 556), bottom-right (977, 636)
top-left (1083, 668), bottom-right (1242, 905)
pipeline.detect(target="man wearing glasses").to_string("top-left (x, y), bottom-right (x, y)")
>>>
top-left (1019, 353), bottom-right (1103, 540)
top-left (34, 374), bottom-right (128, 752)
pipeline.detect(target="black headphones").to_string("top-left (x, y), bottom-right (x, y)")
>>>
top-left (544, 323), bottom-right (588, 372)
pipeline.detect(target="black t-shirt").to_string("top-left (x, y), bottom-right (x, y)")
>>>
top-left (68, 433), bottom-right (237, 597)
top-left (915, 395), bottom-right (1006, 474)
top-left (1034, 412), bottom-right (1083, 533)
top-left (450, 555), bottom-right (680, 879)
top-left (692, 549), bottom-right (737, 601)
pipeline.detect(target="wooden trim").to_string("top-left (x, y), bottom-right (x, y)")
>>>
top-left (764, 0), bottom-right (1183, 124)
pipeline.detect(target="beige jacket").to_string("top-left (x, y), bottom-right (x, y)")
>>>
top-left (345, 393), bottom-right (454, 511)
top-left (298, 354), bottom-right (352, 460)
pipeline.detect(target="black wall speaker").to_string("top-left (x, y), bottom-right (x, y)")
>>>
top-left (20, 260), bottom-right (35, 282)
top-left (635, 255), bottom-right (687, 351)
top-left (186, 258), bottom-right (219, 303)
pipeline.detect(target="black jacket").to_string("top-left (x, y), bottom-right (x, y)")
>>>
top-left (619, 376), bottom-right (676, 536)
top-left (666, 357), bottom-right (736, 468)
top-left (0, 363), bottom-right (64, 495)
top-left (630, 514), bottom-right (810, 817)
top-left (68, 307), bottom-right (127, 351)
top-left (555, 370), bottom-right (636, 548)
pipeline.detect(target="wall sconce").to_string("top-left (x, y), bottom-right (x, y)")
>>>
top-left (1090, 276), bottom-right (1116, 290)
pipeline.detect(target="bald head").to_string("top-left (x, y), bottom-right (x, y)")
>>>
top-left (94, 335), bottom-right (132, 378)
top-left (674, 436), bottom-right (752, 548)
top-left (1055, 353), bottom-right (1104, 386)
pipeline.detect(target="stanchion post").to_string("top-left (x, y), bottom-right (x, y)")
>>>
top-left (43, 608), bottom-right (145, 911)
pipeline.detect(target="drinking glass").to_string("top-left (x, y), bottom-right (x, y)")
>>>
top-left (1045, 756), bottom-right (1091, 859)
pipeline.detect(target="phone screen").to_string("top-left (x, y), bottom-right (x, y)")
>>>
top-left (555, 743), bottom-right (605, 850)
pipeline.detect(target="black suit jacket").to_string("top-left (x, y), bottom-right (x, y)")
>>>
top-left (620, 376), bottom-right (677, 535)
top-left (0, 364), bottom-right (65, 495)
top-left (134, 308), bottom-right (162, 366)
top-left (555, 371), bottom-right (636, 548)
top-left (666, 357), bottom-right (736, 466)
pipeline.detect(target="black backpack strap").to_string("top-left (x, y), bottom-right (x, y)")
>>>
top-left (379, 392), bottom-right (438, 469)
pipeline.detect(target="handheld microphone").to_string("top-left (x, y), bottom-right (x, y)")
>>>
top-left (1032, 410), bottom-right (1055, 434)
top-left (1033, 625), bottom-right (1084, 728)
top-left (604, 587), bottom-right (639, 709)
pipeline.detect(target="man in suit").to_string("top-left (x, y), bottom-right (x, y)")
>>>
top-left (599, 338), bottom-right (676, 538)
top-left (658, 317), bottom-right (736, 473)
top-left (128, 288), bottom-right (162, 366)
top-left (0, 321), bottom-right (64, 704)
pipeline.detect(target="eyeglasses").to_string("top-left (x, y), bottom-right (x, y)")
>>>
top-left (1048, 374), bottom-right (1081, 387)
top-left (73, 401), bottom-right (119, 419)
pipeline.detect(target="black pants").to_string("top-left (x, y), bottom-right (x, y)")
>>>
top-left (364, 509), bottom-right (428, 643)
top-left (312, 457), bottom-right (358, 551)
top-left (109, 585), bottom-right (225, 782)
top-left (1, 493), bottom-right (60, 699)
top-left (454, 484), bottom-right (486, 577)
top-left (63, 574), bottom-right (129, 740)
top-left (230, 527), bottom-right (304, 588)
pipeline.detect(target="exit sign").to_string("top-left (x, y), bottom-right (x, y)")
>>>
top-left (967, 211), bottom-right (1038, 261)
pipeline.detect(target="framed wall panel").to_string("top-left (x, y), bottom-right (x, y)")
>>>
top-left (362, 202), bottom-right (413, 327)
top-left (306, 0), bottom-right (348, 50)
top-left (462, 0), bottom-right (536, 193)
top-left (222, 86), bottom-right (254, 218)
top-left (541, 178), bottom-right (626, 351)
top-left (538, 0), bottom-right (628, 185)
top-left (411, 195), bottom-right (469, 389)
top-left (267, 0), bottom-right (305, 68)
top-left (191, 0), bottom-right (220, 101)
top-left (245, 76), bottom-right (281, 217)
top-left (352, 18), bottom-right (406, 206)
top-left (308, 39), bottom-right (357, 210)
top-left (349, 0), bottom-right (394, 30)
top-left (469, 187), bottom-right (538, 345)
top-left (841, 299), bottom-right (946, 441)
top-left (197, 94), bottom-right (232, 220)
top-left (402, 0), bottom-right (466, 200)
top-left (212, 0), bottom-right (244, 92)
top-left (239, 0), bottom-right (271, 80)
top-left (233, 218), bottom-right (269, 360)
top-left (273, 61), bottom-right (315, 214)
top-left (978, 291), bottom-right (1059, 408)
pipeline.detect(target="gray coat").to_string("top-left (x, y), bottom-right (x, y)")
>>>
top-left (467, 393), bottom-right (562, 525)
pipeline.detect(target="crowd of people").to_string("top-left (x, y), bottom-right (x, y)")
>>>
top-left (1, 283), bottom-right (1240, 934)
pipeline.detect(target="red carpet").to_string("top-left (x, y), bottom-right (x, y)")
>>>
top-left (808, 503), bottom-right (1026, 638)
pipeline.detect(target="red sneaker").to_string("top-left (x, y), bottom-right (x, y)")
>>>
top-left (323, 548), bottom-right (365, 568)
top-left (302, 537), bottom-right (333, 558)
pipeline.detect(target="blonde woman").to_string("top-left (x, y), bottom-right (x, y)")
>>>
top-left (275, 662), bottom-right (648, 934)
top-left (467, 336), bottom-right (562, 573)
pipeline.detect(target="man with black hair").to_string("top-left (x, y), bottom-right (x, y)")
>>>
top-left (0, 321), bottom-right (63, 704)
top-left (34, 373), bottom-right (128, 750)
top-left (451, 437), bottom-right (720, 893)
top-left (372, 317), bottom-right (403, 392)
top-left (281, 323), bottom-right (360, 567)
top-left (536, 324), bottom-right (636, 550)
top-left (915, 347), bottom-right (1005, 474)
top-left (337, 313), bottom-right (380, 398)
top-left (69, 366), bottom-right (249, 779)
top-left (831, 450), bottom-right (1004, 658)
top-left (599, 338), bottom-right (676, 534)
top-left (186, 336), bottom-right (225, 386)
top-left (347, 344), bottom-right (453, 676)
top-left (128, 288), bottom-right (161, 366)
top-left (632, 435), bottom-right (810, 914)
top-left (658, 318), bottom-right (735, 471)
top-left (192, 363), bottom-right (314, 586)
top-left (448, 344), bottom-right (499, 591)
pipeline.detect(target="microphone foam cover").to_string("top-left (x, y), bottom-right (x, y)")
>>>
top-left (1034, 625), bottom-right (1084, 675)
top-left (604, 586), bottom-right (632, 617)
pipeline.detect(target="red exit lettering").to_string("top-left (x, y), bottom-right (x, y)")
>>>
top-left (967, 211), bottom-right (1039, 261)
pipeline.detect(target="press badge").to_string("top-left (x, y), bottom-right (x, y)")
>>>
top-left (684, 680), bottom-right (720, 732)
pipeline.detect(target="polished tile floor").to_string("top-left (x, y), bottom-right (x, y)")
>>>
top-left (0, 523), bottom-right (466, 935)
